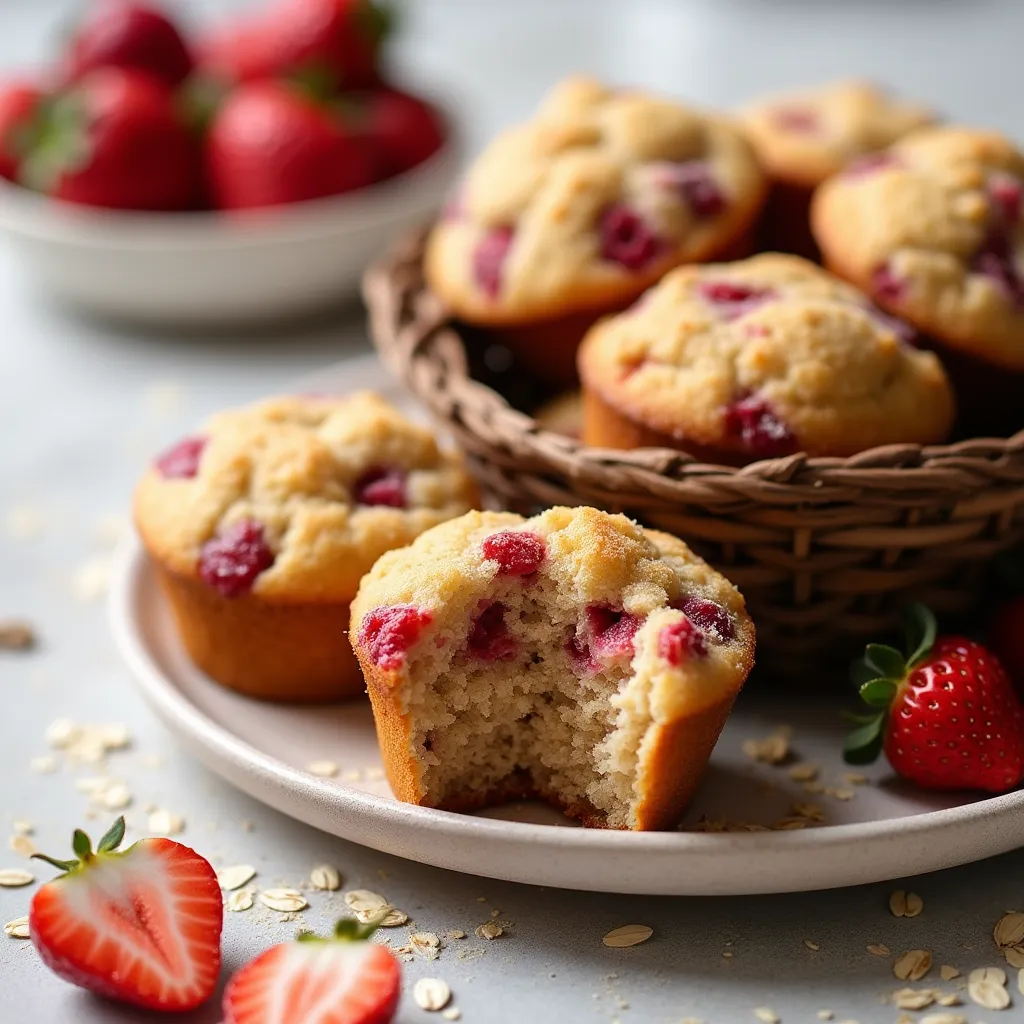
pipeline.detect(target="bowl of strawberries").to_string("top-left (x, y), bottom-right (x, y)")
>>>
top-left (0, 0), bottom-right (458, 326)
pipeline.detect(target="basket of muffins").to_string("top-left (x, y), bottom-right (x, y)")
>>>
top-left (364, 74), bottom-right (1024, 673)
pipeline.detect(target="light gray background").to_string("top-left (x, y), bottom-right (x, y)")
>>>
top-left (3, 1), bottom-right (1024, 1021)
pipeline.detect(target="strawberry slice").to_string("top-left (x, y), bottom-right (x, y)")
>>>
top-left (223, 919), bottom-right (400, 1024)
top-left (29, 817), bottom-right (223, 1012)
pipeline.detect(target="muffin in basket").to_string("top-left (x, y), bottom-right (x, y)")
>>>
top-left (134, 392), bottom-right (478, 702)
top-left (578, 253), bottom-right (955, 464)
top-left (742, 79), bottom-right (933, 258)
top-left (812, 125), bottom-right (1024, 437)
top-left (349, 506), bottom-right (755, 830)
top-left (425, 75), bottom-right (767, 387)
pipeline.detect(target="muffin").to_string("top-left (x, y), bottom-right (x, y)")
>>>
top-left (350, 506), bottom-right (755, 831)
top-left (134, 392), bottom-right (478, 702)
top-left (578, 253), bottom-right (955, 464)
top-left (426, 75), bottom-right (768, 388)
top-left (742, 80), bottom-right (933, 258)
top-left (812, 125), bottom-right (1024, 436)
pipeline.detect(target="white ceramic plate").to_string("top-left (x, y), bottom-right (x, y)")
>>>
top-left (109, 358), bottom-right (1024, 895)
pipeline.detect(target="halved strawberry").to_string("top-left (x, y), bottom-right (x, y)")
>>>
top-left (29, 817), bottom-right (223, 1012)
top-left (223, 918), bottom-right (400, 1024)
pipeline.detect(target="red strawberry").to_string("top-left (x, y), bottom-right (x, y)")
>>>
top-left (845, 604), bottom-right (1024, 792)
top-left (989, 595), bottom-right (1024, 697)
top-left (206, 80), bottom-right (375, 210)
top-left (63, 0), bottom-right (194, 88)
top-left (19, 67), bottom-right (196, 210)
top-left (29, 817), bottom-right (223, 1011)
top-left (199, 0), bottom-right (389, 91)
top-left (359, 88), bottom-right (444, 178)
top-left (223, 918), bottom-right (400, 1024)
top-left (0, 81), bottom-right (45, 181)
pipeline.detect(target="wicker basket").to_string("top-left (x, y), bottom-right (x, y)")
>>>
top-left (364, 230), bottom-right (1024, 671)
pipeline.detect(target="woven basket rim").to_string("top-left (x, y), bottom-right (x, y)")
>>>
top-left (364, 230), bottom-right (1024, 506)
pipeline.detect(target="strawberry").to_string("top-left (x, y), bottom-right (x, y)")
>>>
top-left (222, 918), bottom-right (400, 1024)
top-left (199, 0), bottom-right (390, 92)
top-left (0, 81), bottom-right (45, 182)
top-left (989, 595), bottom-right (1024, 697)
top-left (358, 88), bottom-right (444, 178)
top-left (29, 817), bottom-right (223, 1012)
top-left (206, 79), bottom-right (375, 210)
top-left (19, 67), bottom-right (196, 210)
top-left (62, 0), bottom-right (194, 89)
top-left (845, 603), bottom-right (1024, 792)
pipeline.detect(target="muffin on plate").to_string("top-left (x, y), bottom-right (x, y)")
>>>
top-left (742, 80), bottom-right (933, 258)
top-left (134, 392), bottom-right (478, 702)
top-left (426, 75), bottom-right (768, 387)
top-left (578, 253), bottom-right (955, 464)
top-left (350, 506), bottom-right (755, 831)
top-left (812, 125), bottom-right (1024, 436)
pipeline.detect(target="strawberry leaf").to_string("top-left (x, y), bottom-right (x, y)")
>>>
top-left (31, 853), bottom-right (78, 873)
top-left (864, 643), bottom-right (905, 680)
top-left (97, 816), bottom-right (126, 853)
top-left (850, 656), bottom-right (879, 688)
top-left (903, 603), bottom-right (937, 669)
top-left (859, 678), bottom-right (897, 708)
top-left (72, 828), bottom-right (92, 861)
top-left (843, 713), bottom-right (885, 765)
top-left (333, 917), bottom-right (381, 942)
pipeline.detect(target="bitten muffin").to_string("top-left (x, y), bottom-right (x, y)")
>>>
top-left (134, 392), bottom-right (478, 702)
top-left (811, 126), bottom-right (1024, 436)
top-left (742, 80), bottom-right (933, 258)
top-left (578, 253), bottom-right (955, 464)
top-left (426, 75), bottom-right (768, 387)
top-left (350, 506), bottom-right (755, 831)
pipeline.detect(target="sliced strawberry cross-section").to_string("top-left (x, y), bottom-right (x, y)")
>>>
top-left (658, 617), bottom-right (708, 665)
top-left (467, 601), bottom-right (519, 662)
top-left (599, 204), bottom-right (663, 270)
top-left (724, 394), bottom-right (798, 458)
top-left (154, 435), bottom-right (206, 479)
top-left (586, 605), bottom-right (642, 660)
top-left (198, 519), bottom-right (275, 598)
top-left (473, 225), bottom-right (514, 299)
top-left (359, 604), bottom-right (433, 670)
top-left (482, 530), bottom-right (546, 576)
top-left (353, 466), bottom-right (407, 508)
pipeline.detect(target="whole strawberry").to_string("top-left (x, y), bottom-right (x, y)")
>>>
top-left (359, 88), bottom-right (444, 178)
top-left (63, 0), bottom-right (194, 88)
top-left (223, 918), bottom-right (400, 1024)
top-left (199, 0), bottom-right (389, 91)
top-left (206, 79), bottom-right (375, 210)
top-left (0, 81), bottom-right (44, 182)
top-left (19, 67), bottom-right (196, 210)
top-left (30, 817), bottom-right (223, 1011)
top-left (845, 604), bottom-right (1024, 792)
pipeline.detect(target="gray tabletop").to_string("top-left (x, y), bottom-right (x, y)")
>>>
top-left (4, 2), bottom-right (1024, 1021)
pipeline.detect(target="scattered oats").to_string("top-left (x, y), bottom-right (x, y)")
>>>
top-left (226, 889), bottom-right (254, 912)
top-left (893, 949), bottom-right (932, 981)
top-left (475, 922), bottom-right (503, 940)
top-left (413, 977), bottom-right (451, 1011)
top-left (774, 818), bottom-right (807, 830)
top-left (828, 787), bottom-right (855, 802)
top-left (410, 932), bottom-right (441, 960)
top-left (753, 1009), bottom-right (779, 1023)
top-left (365, 767), bottom-right (386, 781)
top-left (867, 944), bottom-right (891, 957)
top-left (11, 821), bottom-right (33, 837)
top-left (4, 916), bottom-right (30, 939)
top-left (940, 965), bottom-right (961, 981)
top-left (0, 869), bottom-right (34, 887)
top-left (447, 930), bottom-right (466, 940)
top-left (259, 889), bottom-right (307, 913)
top-left (935, 993), bottom-right (961, 1006)
top-left (46, 718), bottom-right (79, 749)
top-left (72, 557), bottom-right (111, 601)
top-left (804, 939), bottom-right (820, 951)
top-left (490, 908), bottom-right (500, 918)
top-left (380, 908), bottom-right (409, 927)
top-left (0, 620), bottom-right (35, 650)
top-left (895, 1016), bottom-right (913, 1024)
top-left (309, 864), bottom-right (341, 891)
top-left (75, 776), bottom-right (111, 795)
top-left (305, 760), bottom-right (339, 778)
top-left (1004, 947), bottom-right (1024, 969)
top-left (344, 889), bottom-right (388, 922)
top-left (342, 769), bottom-right (363, 782)
top-left (29, 755), bottom-right (57, 774)
top-left (893, 988), bottom-right (935, 1010)
top-left (890, 890), bottom-right (924, 918)
top-left (722, 950), bottom-right (734, 959)
top-left (441, 1009), bottom-right (461, 1021)
top-left (147, 809), bottom-right (184, 835)
top-left (792, 802), bottom-right (825, 822)
top-left (216, 865), bottom-right (257, 891)
top-left (742, 732), bottom-right (790, 765)
top-left (602, 924), bottom-right (651, 948)
top-left (9, 835), bottom-right (35, 858)
top-left (816, 1014), bottom-right (833, 1022)
top-left (994, 912), bottom-right (1024, 949)
top-left (457, 948), bottom-right (483, 962)
top-left (802, 781), bottom-right (826, 794)
top-left (843, 772), bottom-right (869, 785)
top-left (904, 892), bottom-right (923, 917)
top-left (788, 763), bottom-right (819, 782)
top-left (967, 966), bottom-right (1010, 1010)
top-left (920, 1014), bottom-right (967, 1024)
top-left (100, 783), bottom-right (132, 811)
top-left (475, 896), bottom-right (486, 902)
top-left (96, 723), bottom-right (131, 750)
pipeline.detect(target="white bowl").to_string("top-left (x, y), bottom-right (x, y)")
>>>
top-left (0, 139), bottom-right (459, 328)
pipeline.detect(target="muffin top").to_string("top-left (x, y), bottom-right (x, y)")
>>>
top-left (578, 253), bottom-right (955, 461)
top-left (812, 126), bottom-right (1024, 368)
top-left (742, 79), bottom-right (933, 188)
top-left (351, 506), bottom-right (754, 716)
top-left (134, 392), bottom-right (478, 601)
top-left (425, 76), bottom-right (767, 325)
